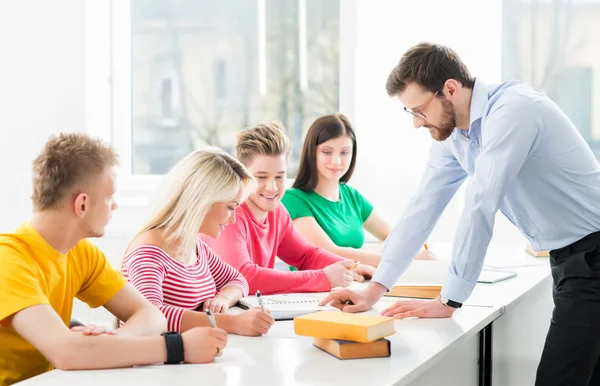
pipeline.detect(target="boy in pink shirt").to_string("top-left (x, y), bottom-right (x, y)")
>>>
top-left (203, 122), bottom-right (374, 295)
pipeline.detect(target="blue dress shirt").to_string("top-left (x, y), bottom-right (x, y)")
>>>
top-left (373, 79), bottom-right (600, 303)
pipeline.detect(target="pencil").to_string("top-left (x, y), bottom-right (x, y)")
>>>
top-left (424, 243), bottom-right (429, 250)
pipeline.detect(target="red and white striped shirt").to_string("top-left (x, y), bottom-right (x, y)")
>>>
top-left (121, 237), bottom-right (249, 332)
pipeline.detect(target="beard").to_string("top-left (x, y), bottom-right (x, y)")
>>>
top-left (425, 96), bottom-right (456, 142)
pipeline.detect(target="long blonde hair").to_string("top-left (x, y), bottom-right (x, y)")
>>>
top-left (136, 147), bottom-right (255, 262)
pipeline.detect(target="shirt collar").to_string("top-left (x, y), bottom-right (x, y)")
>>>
top-left (451, 78), bottom-right (488, 140)
top-left (469, 78), bottom-right (489, 127)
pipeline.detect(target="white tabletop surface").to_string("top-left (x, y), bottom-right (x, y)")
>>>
top-left (18, 303), bottom-right (502, 386)
top-left (17, 243), bottom-right (551, 386)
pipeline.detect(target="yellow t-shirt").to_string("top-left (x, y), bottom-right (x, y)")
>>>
top-left (0, 222), bottom-right (127, 386)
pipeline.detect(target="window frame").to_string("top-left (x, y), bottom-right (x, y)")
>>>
top-left (87, 0), bottom-right (357, 204)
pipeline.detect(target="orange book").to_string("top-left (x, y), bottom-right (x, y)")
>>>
top-left (294, 311), bottom-right (395, 343)
top-left (313, 338), bottom-right (391, 359)
top-left (382, 260), bottom-right (446, 299)
top-left (384, 285), bottom-right (441, 299)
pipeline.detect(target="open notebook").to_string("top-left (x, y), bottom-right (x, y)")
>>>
top-left (238, 293), bottom-right (338, 320)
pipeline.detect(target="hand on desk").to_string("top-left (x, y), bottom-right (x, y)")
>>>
top-left (352, 264), bottom-right (375, 282)
top-left (70, 324), bottom-right (116, 336)
top-left (319, 285), bottom-right (383, 313)
top-left (231, 308), bottom-right (275, 336)
top-left (202, 296), bottom-right (230, 314)
top-left (381, 297), bottom-right (456, 319)
top-left (182, 327), bottom-right (228, 363)
top-left (323, 260), bottom-right (355, 288)
top-left (415, 250), bottom-right (437, 260)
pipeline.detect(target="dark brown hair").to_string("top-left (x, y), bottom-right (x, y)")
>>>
top-left (293, 113), bottom-right (356, 191)
top-left (386, 42), bottom-right (475, 96)
top-left (32, 133), bottom-right (119, 211)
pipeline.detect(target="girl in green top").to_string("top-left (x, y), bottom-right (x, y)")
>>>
top-left (282, 113), bottom-right (435, 267)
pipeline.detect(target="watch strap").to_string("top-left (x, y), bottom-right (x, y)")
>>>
top-left (162, 332), bottom-right (185, 364)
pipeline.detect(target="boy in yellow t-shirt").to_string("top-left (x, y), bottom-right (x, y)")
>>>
top-left (0, 133), bottom-right (227, 386)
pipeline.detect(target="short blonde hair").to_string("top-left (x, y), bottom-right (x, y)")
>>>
top-left (236, 121), bottom-right (291, 166)
top-left (137, 147), bottom-right (255, 261)
top-left (32, 133), bottom-right (118, 211)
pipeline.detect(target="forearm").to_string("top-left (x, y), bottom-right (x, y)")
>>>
top-left (240, 264), bottom-right (330, 295)
top-left (55, 334), bottom-right (166, 370)
top-left (329, 245), bottom-right (380, 267)
top-left (180, 309), bottom-right (237, 333)
top-left (117, 305), bottom-right (167, 337)
top-left (217, 286), bottom-right (245, 307)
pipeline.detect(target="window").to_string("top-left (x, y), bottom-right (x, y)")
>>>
top-left (502, 0), bottom-right (600, 158)
top-left (125, 0), bottom-right (341, 176)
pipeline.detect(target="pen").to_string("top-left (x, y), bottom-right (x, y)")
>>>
top-left (256, 290), bottom-right (267, 312)
top-left (424, 243), bottom-right (429, 251)
top-left (206, 309), bottom-right (217, 328)
top-left (205, 310), bottom-right (222, 357)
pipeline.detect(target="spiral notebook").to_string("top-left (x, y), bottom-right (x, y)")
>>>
top-left (237, 293), bottom-right (338, 320)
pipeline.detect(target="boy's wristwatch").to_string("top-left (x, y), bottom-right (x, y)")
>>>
top-left (439, 295), bottom-right (463, 309)
top-left (162, 332), bottom-right (185, 364)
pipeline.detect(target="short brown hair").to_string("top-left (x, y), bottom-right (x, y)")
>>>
top-left (293, 113), bottom-right (356, 191)
top-left (32, 133), bottom-right (119, 211)
top-left (236, 122), bottom-right (291, 166)
top-left (386, 42), bottom-right (475, 96)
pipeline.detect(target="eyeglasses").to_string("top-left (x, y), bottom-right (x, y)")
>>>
top-left (403, 91), bottom-right (438, 119)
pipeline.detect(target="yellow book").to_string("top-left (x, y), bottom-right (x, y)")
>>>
top-left (294, 311), bottom-right (395, 343)
top-left (313, 338), bottom-right (391, 359)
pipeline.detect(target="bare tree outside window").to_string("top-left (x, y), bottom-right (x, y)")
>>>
top-left (131, 0), bottom-right (340, 175)
top-left (503, 0), bottom-right (600, 158)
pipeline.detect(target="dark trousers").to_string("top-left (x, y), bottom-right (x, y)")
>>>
top-left (536, 231), bottom-right (600, 386)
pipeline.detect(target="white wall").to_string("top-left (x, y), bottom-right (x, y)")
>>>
top-left (0, 0), bottom-right (92, 323)
top-left (0, 0), bottom-right (87, 233)
top-left (348, 0), bottom-right (526, 247)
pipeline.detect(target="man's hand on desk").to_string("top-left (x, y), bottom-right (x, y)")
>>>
top-left (319, 282), bottom-right (387, 313)
top-left (381, 297), bottom-right (456, 319)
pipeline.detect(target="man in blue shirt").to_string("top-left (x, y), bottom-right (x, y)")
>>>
top-left (320, 42), bottom-right (600, 385)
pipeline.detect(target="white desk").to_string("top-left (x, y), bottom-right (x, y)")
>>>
top-left (17, 244), bottom-right (552, 386)
top-left (18, 304), bottom-right (502, 386)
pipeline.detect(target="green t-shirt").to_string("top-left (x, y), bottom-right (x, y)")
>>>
top-left (281, 184), bottom-right (374, 249)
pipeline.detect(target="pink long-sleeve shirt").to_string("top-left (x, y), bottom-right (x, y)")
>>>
top-left (202, 203), bottom-right (344, 295)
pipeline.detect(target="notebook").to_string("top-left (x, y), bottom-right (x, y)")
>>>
top-left (237, 293), bottom-right (338, 320)
top-left (294, 311), bottom-right (395, 343)
top-left (477, 269), bottom-right (517, 284)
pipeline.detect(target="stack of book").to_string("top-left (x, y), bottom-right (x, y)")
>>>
top-left (293, 311), bottom-right (395, 359)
